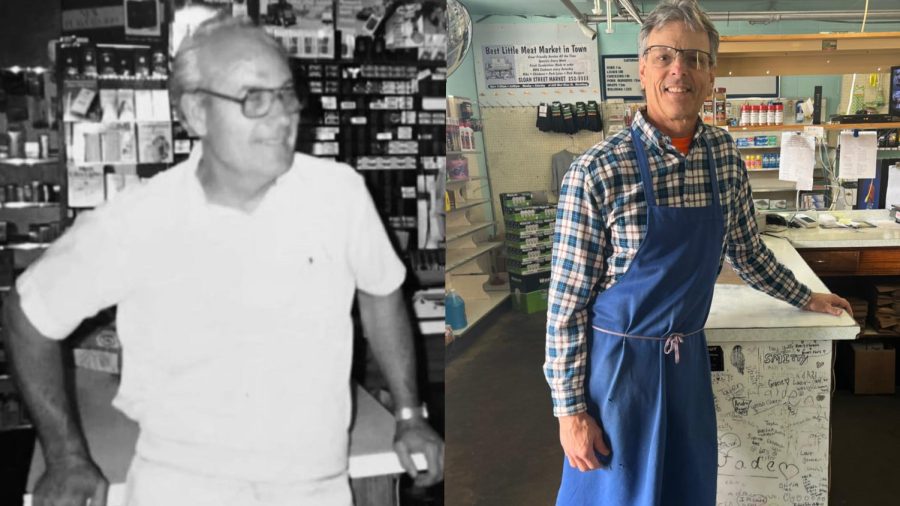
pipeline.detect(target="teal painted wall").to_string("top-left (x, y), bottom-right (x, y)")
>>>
top-left (454, 15), bottom-right (900, 118)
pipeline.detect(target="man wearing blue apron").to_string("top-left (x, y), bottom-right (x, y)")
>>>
top-left (544, 1), bottom-right (852, 504)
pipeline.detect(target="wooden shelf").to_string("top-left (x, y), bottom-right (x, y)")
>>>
top-left (446, 222), bottom-right (495, 242)
top-left (451, 291), bottom-right (511, 338)
top-left (747, 168), bottom-right (781, 172)
top-left (446, 241), bottom-right (502, 272)
top-left (718, 32), bottom-right (900, 76)
top-left (448, 199), bottom-right (490, 213)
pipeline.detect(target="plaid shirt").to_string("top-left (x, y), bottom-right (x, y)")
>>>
top-left (544, 110), bottom-right (812, 417)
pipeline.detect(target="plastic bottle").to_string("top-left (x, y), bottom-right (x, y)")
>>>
top-left (775, 103), bottom-right (784, 125)
top-left (795, 101), bottom-right (804, 123)
top-left (740, 104), bottom-right (750, 126)
top-left (750, 105), bottom-right (760, 126)
top-left (760, 103), bottom-right (769, 126)
top-left (714, 88), bottom-right (727, 126)
top-left (445, 289), bottom-right (468, 330)
top-left (767, 103), bottom-right (776, 126)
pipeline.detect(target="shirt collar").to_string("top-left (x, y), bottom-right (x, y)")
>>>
top-left (632, 108), bottom-right (707, 154)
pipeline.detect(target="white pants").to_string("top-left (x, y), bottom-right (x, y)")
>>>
top-left (124, 456), bottom-right (353, 506)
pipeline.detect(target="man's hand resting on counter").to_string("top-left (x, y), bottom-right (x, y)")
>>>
top-left (394, 418), bottom-right (444, 487)
top-left (33, 455), bottom-right (108, 506)
top-left (803, 292), bottom-right (853, 317)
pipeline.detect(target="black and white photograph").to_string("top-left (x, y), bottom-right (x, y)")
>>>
top-left (0, 1), bottom-right (445, 506)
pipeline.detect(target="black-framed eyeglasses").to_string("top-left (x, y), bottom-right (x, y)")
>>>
top-left (643, 45), bottom-right (714, 71)
top-left (189, 84), bottom-right (301, 118)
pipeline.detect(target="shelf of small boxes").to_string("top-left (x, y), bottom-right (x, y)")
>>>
top-left (500, 192), bottom-right (556, 314)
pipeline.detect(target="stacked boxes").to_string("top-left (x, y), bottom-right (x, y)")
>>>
top-left (501, 192), bottom-right (556, 313)
top-left (869, 284), bottom-right (900, 334)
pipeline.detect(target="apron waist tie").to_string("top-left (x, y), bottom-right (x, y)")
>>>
top-left (591, 326), bottom-right (704, 365)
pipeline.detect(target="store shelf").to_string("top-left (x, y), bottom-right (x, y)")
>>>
top-left (0, 243), bottom-right (50, 250)
top-left (448, 199), bottom-right (490, 213)
top-left (452, 291), bottom-right (511, 337)
top-left (446, 241), bottom-right (503, 271)
top-left (747, 168), bottom-right (781, 172)
top-left (736, 146), bottom-right (780, 150)
top-left (730, 122), bottom-right (900, 133)
top-left (446, 176), bottom-right (487, 187)
top-left (447, 150), bottom-right (482, 155)
top-left (0, 158), bottom-right (59, 166)
top-left (753, 186), bottom-right (798, 193)
top-left (446, 222), bottom-right (495, 242)
top-left (0, 203), bottom-right (59, 209)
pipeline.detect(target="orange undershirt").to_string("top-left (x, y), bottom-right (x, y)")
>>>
top-left (671, 136), bottom-right (692, 155)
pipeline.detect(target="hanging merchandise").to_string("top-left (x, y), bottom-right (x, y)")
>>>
top-left (560, 103), bottom-right (577, 135)
top-left (536, 102), bottom-right (550, 132)
top-left (549, 102), bottom-right (564, 133)
top-left (536, 101), bottom-right (603, 134)
top-left (585, 101), bottom-right (602, 132)
top-left (574, 102), bottom-right (588, 132)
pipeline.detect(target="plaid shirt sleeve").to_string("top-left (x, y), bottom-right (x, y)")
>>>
top-left (725, 156), bottom-right (812, 308)
top-left (544, 162), bottom-right (607, 417)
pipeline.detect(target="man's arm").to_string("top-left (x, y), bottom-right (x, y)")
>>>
top-left (2, 287), bottom-right (107, 506)
top-left (356, 288), bottom-right (443, 487)
top-left (546, 162), bottom-right (610, 471)
top-left (724, 154), bottom-right (851, 316)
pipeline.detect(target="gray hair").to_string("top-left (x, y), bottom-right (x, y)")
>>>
top-left (638, 0), bottom-right (720, 65)
top-left (170, 12), bottom-right (287, 116)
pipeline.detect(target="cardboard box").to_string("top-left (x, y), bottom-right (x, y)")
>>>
top-left (508, 254), bottom-right (551, 275)
top-left (500, 192), bottom-right (533, 212)
top-left (503, 205), bottom-right (556, 223)
top-left (509, 270), bottom-right (551, 292)
top-left (507, 243), bottom-right (552, 261)
top-left (850, 342), bottom-right (896, 394)
top-left (505, 219), bottom-right (555, 237)
top-left (511, 289), bottom-right (549, 314)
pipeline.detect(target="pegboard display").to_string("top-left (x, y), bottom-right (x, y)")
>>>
top-left (481, 107), bottom-right (603, 238)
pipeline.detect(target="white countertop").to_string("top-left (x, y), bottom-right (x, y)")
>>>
top-left (706, 236), bottom-right (859, 342)
top-left (773, 209), bottom-right (900, 248)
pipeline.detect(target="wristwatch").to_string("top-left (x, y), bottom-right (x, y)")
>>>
top-left (396, 404), bottom-right (429, 421)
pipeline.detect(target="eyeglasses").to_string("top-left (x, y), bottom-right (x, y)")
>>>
top-left (189, 84), bottom-right (301, 118)
top-left (643, 45), bottom-right (714, 71)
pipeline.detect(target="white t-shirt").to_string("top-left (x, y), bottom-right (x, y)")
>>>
top-left (17, 146), bottom-right (406, 483)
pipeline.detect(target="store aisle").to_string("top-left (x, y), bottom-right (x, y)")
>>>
top-left (446, 308), bottom-right (900, 506)
top-left (446, 310), bottom-right (560, 506)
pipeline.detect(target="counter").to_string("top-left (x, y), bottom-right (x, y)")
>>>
top-left (707, 236), bottom-right (857, 506)
top-left (775, 209), bottom-right (900, 249)
top-left (25, 368), bottom-right (425, 506)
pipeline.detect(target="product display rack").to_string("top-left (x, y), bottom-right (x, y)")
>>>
top-left (446, 96), bottom-right (507, 340)
top-left (56, 39), bottom-right (175, 217)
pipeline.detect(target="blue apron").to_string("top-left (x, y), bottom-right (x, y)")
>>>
top-left (556, 128), bottom-right (723, 506)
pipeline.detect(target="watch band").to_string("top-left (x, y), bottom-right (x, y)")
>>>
top-left (396, 404), bottom-right (429, 421)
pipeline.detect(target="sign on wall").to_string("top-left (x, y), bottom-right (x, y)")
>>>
top-left (601, 55), bottom-right (642, 100)
top-left (601, 55), bottom-right (780, 100)
top-left (474, 24), bottom-right (601, 107)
